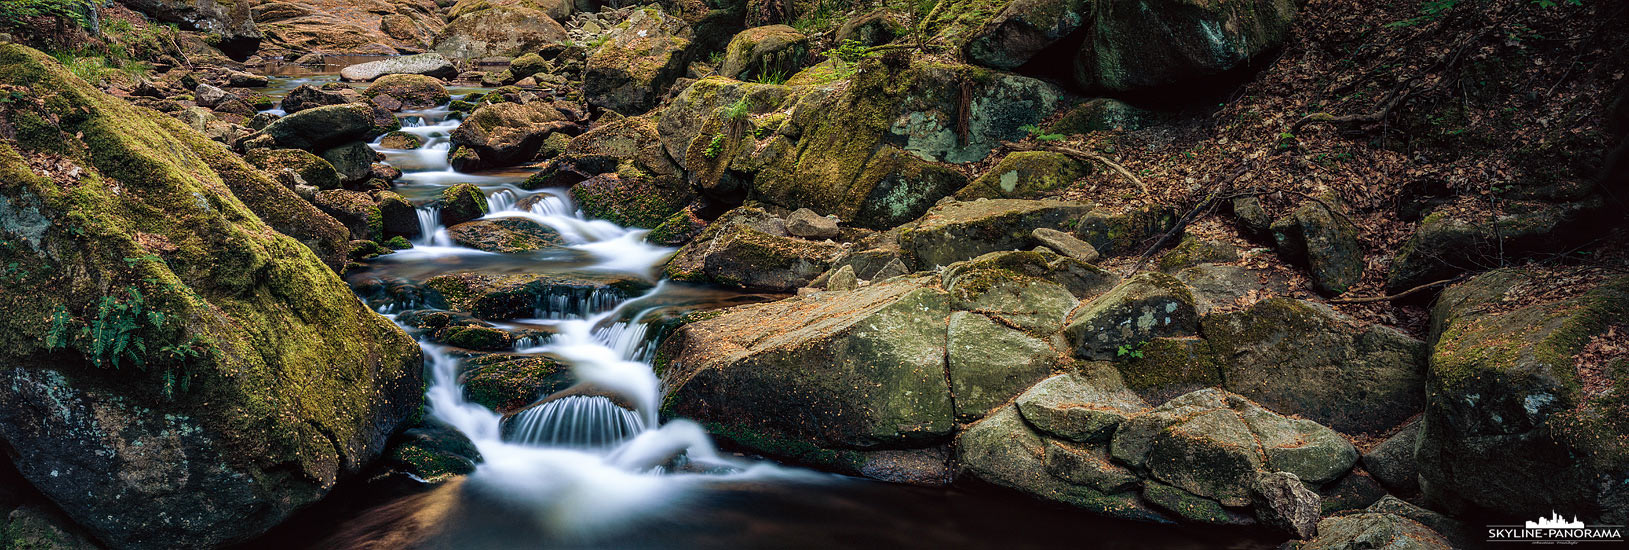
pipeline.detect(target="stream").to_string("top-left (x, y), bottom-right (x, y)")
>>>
top-left (242, 76), bottom-right (1282, 550)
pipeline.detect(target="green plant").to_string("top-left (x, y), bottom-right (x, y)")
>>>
top-left (0, 0), bottom-right (97, 30)
top-left (1387, 0), bottom-right (1462, 28)
top-left (1020, 124), bottom-right (1065, 142)
top-left (752, 59), bottom-right (789, 85)
top-left (43, 270), bottom-right (212, 399)
top-left (723, 97), bottom-right (751, 121)
top-left (1116, 342), bottom-right (1146, 360)
top-left (703, 133), bottom-right (725, 159)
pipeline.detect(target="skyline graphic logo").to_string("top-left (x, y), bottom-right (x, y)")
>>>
top-left (1488, 512), bottom-right (1624, 545)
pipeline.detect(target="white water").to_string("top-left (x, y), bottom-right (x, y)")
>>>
top-left (365, 102), bottom-right (803, 540)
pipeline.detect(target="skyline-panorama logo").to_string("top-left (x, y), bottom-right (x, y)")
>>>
top-left (1487, 512), bottom-right (1625, 545)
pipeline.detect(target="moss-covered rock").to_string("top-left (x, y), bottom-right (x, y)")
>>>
top-left (508, 52), bottom-right (550, 81)
top-left (963, 0), bottom-right (1091, 69)
top-left (1416, 268), bottom-right (1629, 522)
top-left (956, 151), bottom-right (1091, 200)
top-left (439, 183), bottom-right (489, 226)
top-left (1288, 513), bottom-right (1453, 550)
top-left (1, 505), bottom-right (102, 550)
top-left (1047, 98), bottom-right (1163, 134)
top-left (1270, 200), bottom-right (1363, 295)
top-left (1386, 199), bottom-right (1604, 292)
top-left (433, 6), bottom-right (569, 59)
top-left (902, 198), bottom-right (1094, 267)
top-left (364, 74), bottom-right (452, 111)
top-left (445, 217), bottom-right (565, 253)
top-left (940, 251), bottom-right (1091, 332)
top-left (1064, 272), bottom-right (1199, 361)
top-left (663, 216), bottom-right (848, 292)
top-left (719, 25), bottom-right (809, 81)
top-left (460, 354), bottom-right (574, 414)
top-left (582, 7), bottom-right (693, 114)
top-left (243, 102), bottom-right (396, 153)
top-left (1015, 370), bottom-right (1149, 444)
top-left (449, 100), bottom-right (575, 170)
top-left (320, 141), bottom-right (378, 184)
top-left (1157, 235), bottom-right (1238, 273)
top-left (958, 405), bottom-right (1164, 521)
top-left (378, 421), bottom-right (482, 487)
top-left (423, 271), bottom-right (646, 320)
top-left (1072, 204), bottom-right (1179, 257)
top-left (315, 189), bottom-right (386, 242)
top-left (570, 173), bottom-right (695, 230)
top-left (279, 83), bottom-right (357, 114)
top-left (0, 44), bottom-right (422, 549)
top-left (947, 311), bottom-right (1061, 420)
top-left (1079, 0), bottom-right (1299, 92)
top-left (244, 147), bottom-right (342, 190)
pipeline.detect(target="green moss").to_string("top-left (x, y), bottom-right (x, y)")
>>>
top-left (461, 355), bottom-right (572, 413)
top-left (442, 325), bottom-right (511, 351)
top-left (1116, 338), bottom-right (1223, 392)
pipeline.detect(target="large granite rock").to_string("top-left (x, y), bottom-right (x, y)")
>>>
top-left (433, 6), bottom-right (568, 59)
top-left (339, 53), bottom-right (459, 82)
top-left (901, 199), bottom-right (1094, 267)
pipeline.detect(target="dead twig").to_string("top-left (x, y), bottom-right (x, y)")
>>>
top-left (1002, 141), bottom-right (1148, 194)
top-left (1123, 161), bottom-right (1253, 276)
top-left (1329, 277), bottom-right (1460, 304)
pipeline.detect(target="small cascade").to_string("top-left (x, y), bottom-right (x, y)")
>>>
top-left (413, 205), bottom-right (452, 247)
top-left (504, 395), bottom-right (647, 449)
top-left (531, 287), bottom-right (629, 320)
top-left (487, 188), bottom-right (519, 213)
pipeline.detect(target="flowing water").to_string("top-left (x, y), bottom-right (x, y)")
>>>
top-left (241, 80), bottom-right (1281, 550)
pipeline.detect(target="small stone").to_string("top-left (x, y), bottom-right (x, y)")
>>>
top-left (827, 264), bottom-right (858, 291)
top-left (1032, 227), bottom-right (1100, 263)
top-left (194, 83), bottom-right (230, 108)
top-left (786, 208), bottom-right (840, 239)
top-left (1253, 471), bottom-right (1321, 540)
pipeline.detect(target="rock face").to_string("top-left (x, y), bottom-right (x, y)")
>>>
top-left (339, 53), bottom-right (459, 82)
top-left (1416, 268), bottom-right (1629, 522)
top-left (583, 8), bottom-right (692, 114)
top-left (124, 0), bottom-right (262, 56)
top-left (963, 0), bottom-right (1090, 69)
top-left (1080, 0), bottom-right (1299, 92)
top-left (660, 276), bottom-right (955, 476)
top-left (434, 6), bottom-right (568, 59)
top-left (901, 199), bottom-right (1094, 267)
top-left (718, 25), bottom-right (809, 81)
top-left (0, 45), bottom-right (422, 548)
top-left (1064, 272), bottom-right (1199, 361)
top-left (956, 151), bottom-right (1090, 200)
top-left (255, 0), bottom-right (446, 57)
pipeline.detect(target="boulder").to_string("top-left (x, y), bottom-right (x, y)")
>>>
top-left (315, 189), bottom-right (386, 241)
top-left (570, 172), bottom-right (695, 230)
top-left (245, 147), bottom-right (342, 190)
top-left (1111, 389), bottom-right (1359, 512)
top-left (1073, 205), bottom-right (1178, 257)
top-left (947, 312), bottom-right (1062, 420)
top-left (660, 276), bottom-right (955, 474)
top-left (379, 131), bottom-right (426, 150)
top-left (460, 355), bottom-right (573, 414)
top-left (1252, 471), bottom-right (1321, 540)
top-left (439, 183), bottom-right (490, 226)
top-left (445, 217), bottom-right (566, 253)
top-left (1288, 513), bottom-right (1453, 550)
top-left (124, 0), bottom-right (261, 56)
top-left (450, 101), bottom-right (575, 170)
top-left (1047, 98), bottom-right (1163, 134)
top-left (1032, 227), bottom-right (1099, 263)
top-left (255, 1), bottom-right (444, 57)
top-left (1361, 419), bottom-right (1421, 493)
top-left (1064, 272), bottom-right (1199, 361)
top-left (582, 7), bottom-right (693, 114)
top-left (377, 421), bottom-right (482, 487)
top-left (433, 7), bottom-right (568, 59)
top-left (1015, 371), bottom-right (1149, 443)
top-left (957, 151), bottom-right (1091, 200)
top-left (0, 44), bottom-right (420, 549)
top-left (963, 0), bottom-right (1090, 69)
top-left (663, 212), bottom-right (848, 292)
top-left (785, 208), bottom-right (839, 240)
top-left (2, 505), bottom-right (102, 550)
top-left (1156, 235), bottom-right (1238, 273)
top-left (1415, 268), bottom-right (1629, 522)
top-left (423, 271), bottom-right (646, 320)
top-left (363, 74), bottom-right (452, 111)
top-left (1386, 199), bottom-right (1602, 292)
top-left (1201, 299), bottom-right (1428, 434)
top-left (339, 53), bottom-right (459, 82)
top-left (1079, 0), bottom-right (1299, 92)
top-left (901, 199), bottom-right (1094, 267)
top-left (1270, 200), bottom-right (1363, 295)
top-left (244, 103), bottom-right (391, 152)
top-left (959, 405), bottom-right (1161, 521)
top-left (321, 141), bottom-right (379, 184)
top-left (279, 83), bottom-right (358, 114)
top-left (194, 83), bottom-right (230, 108)
top-left (718, 25), bottom-right (809, 81)
top-left (376, 191), bottom-right (420, 239)
top-left (941, 251), bottom-right (1109, 332)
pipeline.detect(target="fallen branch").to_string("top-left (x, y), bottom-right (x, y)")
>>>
top-left (1328, 277), bottom-right (1458, 304)
top-left (1002, 141), bottom-right (1148, 194)
top-left (1123, 161), bottom-right (1253, 276)
top-left (1290, 78), bottom-right (1418, 133)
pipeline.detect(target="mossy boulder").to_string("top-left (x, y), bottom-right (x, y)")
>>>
top-left (963, 0), bottom-right (1091, 69)
top-left (1416, 268), bottom-right (1629, 522)
top-left (1016, 370), bottom-right (1150, 444)
top-left (449, 100), bottom-right (575, 170)
top-left (243, 103), bottom-right (388, 152)
top-left (378, 421), bottom-right (482, 487)
top-left (1201, 299), bottom-right (1428, 434)
top-left (901, 199), bottom-right (1094, 267)
top-left (719, 25), bottom-right (810, 81)
top-left (445, 217), bottom-right (565, 253)
top-left (1156, 235), bottom-right (1239, 273)
top-left (582, 8), bottom-right (693, 114)
top-left (1270, 200), bottom-right (1363, 295)
top-left (363, 74), bottom-right (453, 111)
top-left (1078, 0), bottom-right (1299, 92)
top-left (279, 83), bottom-right (357, 114)
top-left (320, 141), bottom-right (378, 184)
top-left (379, 131), bottom-right (425, 150)
top-left (1064, 272), bottom-right (1199, 361)
top-left (423, 271), bottom-right (646, 320)
top-left (1288, 513), bottom-right (1454, 550)
top-left (1047, 98), bottom-right (1163, 134)
top-left (947, 311), bottom-right (1061, 420)
top-left (940, 251), bottom-right (1103, 332)
top-left (663, 217), bottom-right (848, 292)
top-left (958, 405), bottom-right (1163, 521)
top-left (244, 147), bottom-right (342, 190)
top-left (570, 172), bottom-right (695, 230)
top-left (315, 189), bottom-right (386, 242)
top-left (1072, 204), bottom-right (1179, 257)
top-left (956, 151), bottom-right (1091, 200)
top-left (460, 355), bottom-right (574, 414)
top-left (660, 276), bottom-right (955, 468)
top-left (0, 44), bottom-right (422, 549)
top-left (376, 191), bottom-right (420, 239)
top-left (1, 505), bottom-right (102, 550)
top-left (1385, 199), bottom-right (1603, 292)
top-left (439, 183), bottom-right (489, 226)
top-left (433, 6), bottom-right (569, 59)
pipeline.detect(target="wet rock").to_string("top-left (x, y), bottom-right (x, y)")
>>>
top-left (378, 420), bottom-right (482, 486)
top-left (1201, 298), bottom-right (1427, 434)
top-left (439, 183), bottom-right (490, 226)
top-left (460, 355), bottom-right (574, 414)
top-left (785, 208), bottom-right (839, 239)
top-left (376, 191), bottom-right (420, 239)
top-left (445, 217), bottom-right (566, 253)
top-left (583, 7), bottom-right (692, 114)
top-left (1252, 471), bottom-right (1321, 539)
top-left (719, 25), bottom-right (809, 81)
top-left (646, 207), bottom-right (709, 246)
top-left (1080, 0), bottom-right (1299, 92)
top-left (661, 276), bottom-right (955, 468)
top-left (244, 103), bottom-right (389, 152)
top-left (1362, 419), bottom-right (1421, 493)
top-left (451, 101), bottom-right (576, 170)
top-left (316, 189), bottom-right (385, 241)
top-left (245, 147), bottom-right (342, 190)
top-left (958, 151), bottom-right (1090, 200)
top-left (379, 131), bottom-right (425, 150)
top-left (0, 44), bottom-right (420, 548)
top-left (570, 172), bottom-right (694, 230)
top-left (1288, 513), bottom-right (1453, 550)
top-left (959, 405), bottom-right (1164, 520)
top-left (947, 311), bottom-right (1060, 420)
top-left (1064, 272), bottom-right (1199, 361)
top-left (423, 271), bottom-right (646, 320)
top-left (1270, 200), bottom-right (1363, 295)
top-left (280, 83), bottom-right (358, 114)
top-left (963, 0), bottom-right (1090, 69)
top-left (364, 74), bottom-right (452, 111)
top-left (339, 53), bottom-right (459, 82)
top-left (434, 7), bottom-right (568, 59)
top-left (1032, 227), bottom-right (1100, 263)
top-left (1015, 371), bottom-right (1149, 443)
top-left (1415, 268), bottom-right (1629, 521)
top-left (902, 199), bottom-right (1094, 267)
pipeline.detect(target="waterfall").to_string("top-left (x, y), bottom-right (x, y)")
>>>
top-left (413, 205), bottom-right (452, 247)
top-left (505, 396), bottom-right (647, 449)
